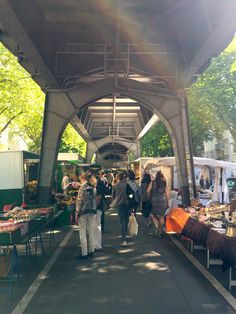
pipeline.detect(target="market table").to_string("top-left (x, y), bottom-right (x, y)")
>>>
top-left (0, 210), bottom-right (64, 296)
top-left (184, 226), bottom-right (236, 292)
top-left (187, 228), bottom-right (225, 268)
top-left (206, 228), bottom-right (225, 269)
top-left (229, 267), bottom-right (236, 291)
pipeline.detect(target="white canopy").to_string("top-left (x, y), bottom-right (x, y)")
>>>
top-left (138, 156), bottom-right (236, 170)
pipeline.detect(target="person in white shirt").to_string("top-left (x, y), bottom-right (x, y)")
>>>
top-left (61, 173), bottom-right (70, 194)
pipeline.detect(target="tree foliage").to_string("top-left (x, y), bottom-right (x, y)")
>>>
top-left (187, 36), bottom-right (236, 155)
top-left (0, 42), bottom-right (45, 152)
top-left (0, 42), bottom-right (86, 154)
top-left (141, 121), bottom-right (173, 157)
top-left (141, 36), bottom-right (236, 158)
top-left (59, 124), bottom-right (86, 156)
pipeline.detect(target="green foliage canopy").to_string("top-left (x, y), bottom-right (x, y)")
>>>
top-left (0, 42), bottom-right (45, 152)
top-left (59, 124), bottom-right (86, 156)
top-left (141, 36), bottom-right (236, 158)
top-left (141, 121), bottom-right (173, 157)
top-left (0, 42), bottom-right (86, 155)
top-left (187, 36), bottom-right (236, 155)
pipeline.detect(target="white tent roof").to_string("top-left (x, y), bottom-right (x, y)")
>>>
top-left (136, 157), bottom-right (236, 170)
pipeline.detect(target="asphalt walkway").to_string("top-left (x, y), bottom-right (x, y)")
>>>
top-left (1, 210), bottom-right (236, 314)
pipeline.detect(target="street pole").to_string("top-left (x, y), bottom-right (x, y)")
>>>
top-left (184, 95), bottom-right (197, 199)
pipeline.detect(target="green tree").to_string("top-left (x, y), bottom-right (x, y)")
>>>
top-left (187, 36), bottom-right (236, 155)
top-left (141, 121), bottom-right (173, 157)
top-left (140, 37), bottom-right (236, 158)
top-left (0, 42), bottom-right (86, 154)
top-left (59, 124), bottom-right (86, 157)
top-left (0, 42), bottom-right (45, 152)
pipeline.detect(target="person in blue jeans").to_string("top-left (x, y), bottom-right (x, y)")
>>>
top-left (76, 172), bottom-right (97, 259)
top-left (110, 172), bottom-right (130, 246)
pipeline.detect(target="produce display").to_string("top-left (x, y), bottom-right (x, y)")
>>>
top-left (3, 207), bottom-right (22, 217)
top-left (0, 221), bottom-right (21, 232)
top-left (166, 208), bottom-right (236, 270)
top-left (3, 208), bottom-right (39, 222)
top-left (38, 207), bottom-right (53, 216)
top-left (185, 203), bottom-right (231, 222)
top-left (0, 206), bottom-right (55, 238)
top-left (26, 180), bottom-right (38, 193)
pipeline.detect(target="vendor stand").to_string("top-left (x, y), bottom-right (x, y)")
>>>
top-left (168, 203), bottom-right (236, 292)
top-left (0, 151), bottom-right (39, 208)
top-left (0, 205), bottom-right (61, 296)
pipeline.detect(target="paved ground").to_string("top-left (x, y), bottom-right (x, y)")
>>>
top-left (0, 209), bottom-right (236, 314)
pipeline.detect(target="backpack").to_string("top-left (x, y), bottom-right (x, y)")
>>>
top-left (126, 183), bottom-right (140, 208)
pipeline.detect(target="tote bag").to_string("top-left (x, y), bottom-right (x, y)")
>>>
top-left (128, 213), bottom-right (138, 236)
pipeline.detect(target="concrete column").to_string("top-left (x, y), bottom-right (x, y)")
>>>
top-left (96, 152), bottom-right (104, 164)
top-left (85, 141), bottom-right (97, 163)
top-left (38, 91), bottom-right (75, 203)
top-left (150, 96), bottom-right (191, 206)
top-left (180, 94), bottom-right (197, 199)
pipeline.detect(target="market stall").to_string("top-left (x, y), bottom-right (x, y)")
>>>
top-left (166, 204), bottom-right (236, 291)
top-left (0, 151), bottom-right (39, 208)
top-left (0, 204), bottom-right (64, 296)
top-left (131, 157), bottom-right (236, 204)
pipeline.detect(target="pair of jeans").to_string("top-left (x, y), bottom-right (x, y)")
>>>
top-left (93, 210), bottom-right (102, 249)
top-left (117, 205), bottom-right (130, 242)
top-left (78, 214), bottom-right (95, 256)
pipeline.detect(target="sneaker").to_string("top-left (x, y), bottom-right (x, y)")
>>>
top-left (94, 246), bottom-right (102, 251)
top-left (121, 241), bottom-right (127, 247)
top-left (88, 252), bottom-right (94, 258)
top-left (76, 254), bottom-right (88, 260)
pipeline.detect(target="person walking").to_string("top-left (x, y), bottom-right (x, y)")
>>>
top-left (147, 170), bottom-right (168, 236)
top-left (76, 172), bottom-right (97, 260)
top-left (93, 172), bottom-right (106, 250)
top-left (110, 172), bottom-right (130, 246)
top-left (141, 173), bottom-right (152, 226)
top-left (126, 170), bottom-right (141, 215)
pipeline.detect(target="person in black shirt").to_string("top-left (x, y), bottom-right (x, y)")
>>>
top-left (199, 175), bottom-right (205, 189)
top-left (110, 172), bottom-right (130, 246)
top-left (93, 173), bottom-right (106, 250)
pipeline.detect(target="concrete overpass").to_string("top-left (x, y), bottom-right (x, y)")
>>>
top-left (0, 0), bottom-right (235, 204)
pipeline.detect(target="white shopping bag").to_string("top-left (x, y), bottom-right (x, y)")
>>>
top-left (128, 213), bottom-right (138, 236)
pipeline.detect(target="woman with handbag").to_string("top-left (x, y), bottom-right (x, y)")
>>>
top-left (147, 170), bottom-right (168, 236)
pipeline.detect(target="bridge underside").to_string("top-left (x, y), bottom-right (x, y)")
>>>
top-left (0, 0), bottom-right (236, 204)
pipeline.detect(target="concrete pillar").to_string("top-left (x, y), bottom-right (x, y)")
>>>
top-left (150, 96), bottom-right (191, 206)
top-left (38, 91), bottom-right (75, 204)
top-left (85, 141), bottom-right (97, 163)
top-left (95, 152), bottom-right (104, 165)
top-left (180, 94), bottom-right (197, 199)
